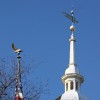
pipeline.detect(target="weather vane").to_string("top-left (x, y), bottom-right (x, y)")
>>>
top-left (12, 43), bottom-right (23, 54)
top-left (63, 9), bottom-right (78, 34)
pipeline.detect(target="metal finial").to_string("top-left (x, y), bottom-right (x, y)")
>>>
top-left (70, 25), bottom-right (75, 32)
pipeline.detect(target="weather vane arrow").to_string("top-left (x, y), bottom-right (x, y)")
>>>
top-left (63, 10), bottom-right (79, 23)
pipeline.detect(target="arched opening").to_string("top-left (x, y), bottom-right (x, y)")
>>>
top-left (66, 83), bottom-right (68, 91)
top-left (70, 81), bottom-right (73, 90)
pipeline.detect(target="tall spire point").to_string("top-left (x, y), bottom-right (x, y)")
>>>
top-left (71, 9), bottom-right (74, 16)
top-left (70, 9), bottom-right (76, 35)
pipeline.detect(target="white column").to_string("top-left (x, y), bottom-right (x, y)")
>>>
top-left (68, 81), bottom-right (70, 91)
top-left (73, 80), bottom-right (76, 91)
top-left (69, 34), bottom-right (76, 66)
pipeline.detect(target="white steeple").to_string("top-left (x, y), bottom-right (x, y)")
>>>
top-left (69, 33), bottom-right (76, 66)
top-left (65, 26), bottom-right (79, 75)
top-left (59, 10), bottom-right (90, 100)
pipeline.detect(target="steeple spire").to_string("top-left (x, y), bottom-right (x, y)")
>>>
top-left (64, 9), bottom-right (78, 74)
top-left (58, 9), bottom-right (90, 100)
top-left (15, 52), bottom-right (24, 100)
top-left (63, 9), bottom-right (78, 69)
top-left (69, 32), bottom-right (76, 67)
top-left (12, 43), bottom-right (24, 100)
top-left (69, 9), bottom-right (76, 67)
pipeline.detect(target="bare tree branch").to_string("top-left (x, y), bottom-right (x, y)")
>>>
top-left (0, 57), bottom-right (49, 100)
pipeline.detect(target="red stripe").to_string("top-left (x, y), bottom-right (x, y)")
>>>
top-left (15, 96), bottom-right (24, 100)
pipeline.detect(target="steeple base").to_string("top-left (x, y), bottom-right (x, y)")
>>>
top-left (60, 91), bottom-right (90, 100)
